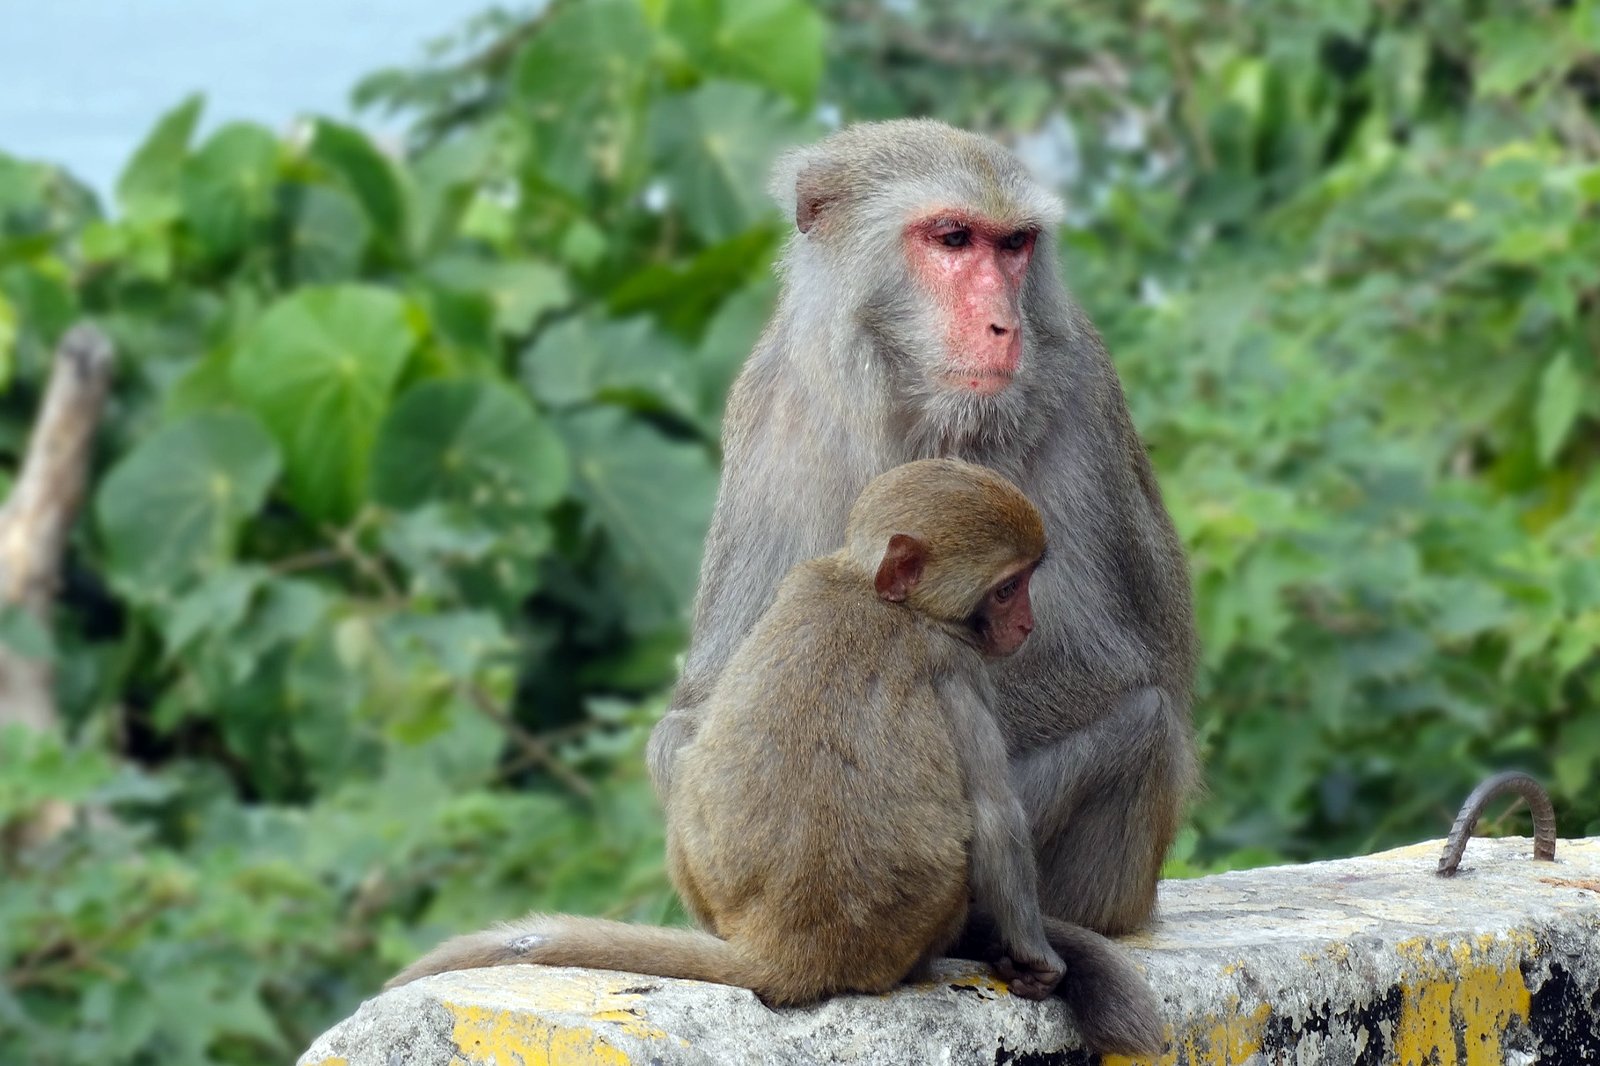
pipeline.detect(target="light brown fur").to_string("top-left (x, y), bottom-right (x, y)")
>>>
top-left (389, 461), bottom-right (1074, 1014)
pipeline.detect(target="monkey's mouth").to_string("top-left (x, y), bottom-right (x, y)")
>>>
top-left (943, 371), bottom-right (1014, 397)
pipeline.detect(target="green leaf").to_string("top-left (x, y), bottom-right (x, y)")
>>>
top-left (179, 122), bottom-right (280, 260)
top-left (663, 0), bottom-right (824, 106)
top-left (79, 219), bottom-right (128, 263)
top-left (1428, 579), bottom-right (1511, 641)
top-left (649, 81), bottom-right (813, 242)
top-left (160, 566), bottom-right (266, 659)
top-left (1578, 0), bottom-right (1600, 49)
top-left (232, 285), bottom-right (415, 522)
top-left (607, 226), bottom-right (778, 336)
top-left (521, 315), bottom-right (699, 421)
top-left (1575, 163), bottom-right (1600, 204)
top-left (423, 254), bottom-right (570, 335)
top-left (164, 342), bottom-right (237, 418)
top-left (1535, 350), bottom-right (1585, 465)
top-left (1554, 712), bottom-right (1600, 795)
top-left (381, 611), bottom-right (511, 685)
top-left (371, 378), bottom-right (569, 522)
top-left (514, 0), bottom-right (655, 194)
top-left (0, 154), bottom-right (51, 238)
top-left (165, 569), bottom-right (331, 688)
top-left (117, 94), bottom-right (203, 222)
top-left (380, 502), bottom-right (498, 570)
top-left (381, 499), bottom-right (552, 609)
top-left (1474, 19), bottom-right (1564, 97)
top-left (408, 127), bottom-right (497, 254)
top-left (308, 118), bottom-right (411, 254)
top-left (716, 0), bottom-right (826, 106)
top-left (95, 411), bottom-right (281, 598)
top-left (559, 407), bottom-right (716, 632)
top-left (280, 184), bottom-right (371, 283)
top-left (0, 728), bottom-right (117, 813)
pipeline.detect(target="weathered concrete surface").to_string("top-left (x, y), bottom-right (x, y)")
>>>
top-left (300, 836), bottom-right (1600, 1065)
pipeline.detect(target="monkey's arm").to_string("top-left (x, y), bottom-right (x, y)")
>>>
top-left (940, 670), bottom-right (1065, 999)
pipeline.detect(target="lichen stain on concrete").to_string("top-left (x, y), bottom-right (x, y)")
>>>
top-left (1391, 934), bottom-right (1531, 1066)
top-left (447, 1002), bottom-right (633, 1066)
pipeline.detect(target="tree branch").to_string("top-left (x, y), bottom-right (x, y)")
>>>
top-left (0, 323), bottom-right (115, 847)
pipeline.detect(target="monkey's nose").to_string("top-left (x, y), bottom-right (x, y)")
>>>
top-left (989, 323), bottom-right (1010, 336)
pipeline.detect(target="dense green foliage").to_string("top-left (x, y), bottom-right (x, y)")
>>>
top-left (0, 1), bottom-right (1596, 1061)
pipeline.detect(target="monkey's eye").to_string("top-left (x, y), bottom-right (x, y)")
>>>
top-left (994, 578), bottom-right (1019, 602)
top-left (1001, 230), bottom-right (1031, 251)
top-left (940, 229), bottom-right (972, 248)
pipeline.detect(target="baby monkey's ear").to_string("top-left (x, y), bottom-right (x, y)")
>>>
top-left (875, 533), bottom-right (926, 602)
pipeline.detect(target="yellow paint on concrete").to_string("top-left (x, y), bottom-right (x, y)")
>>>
top-left (448, 1001), bottom-right (632, 1066)
top-left (1395, 970), bottom-right (1455, 1066)
top-left (590, 1006), bottom-right (656, 1030)
top-left (1312, 941), bottom-right (1353, 967)
top-left (945, 969), bottom-right (1009, 995)
top-left (1195, 1001), bottom-right (1271, 1066)
top-left (439, 970), bottom-right (694, 1063)
top-left (305, 1059), bottom-right (348, 1066)
top-left (1392, 934), bottom-right (1531, 1066)
top-left (446, 969), bottom-right (685, 1047)
top-left (1370, 839), bottom-right (1443, 863)
top-left (1105, 999), bottom-right (1270, 1066)
top-left (1113, 928), bottom-right (1537, 1066)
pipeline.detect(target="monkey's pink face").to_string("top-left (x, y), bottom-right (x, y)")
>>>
top-left (903, 214), bottom-right (1037, 396)
top-left (977, 563), bottom-right (1038, 658)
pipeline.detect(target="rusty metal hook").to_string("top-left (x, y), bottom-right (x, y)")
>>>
top-left (1436, 771), bottom-right (1557, 876)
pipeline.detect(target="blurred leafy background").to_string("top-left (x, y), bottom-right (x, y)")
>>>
top-left (1, 0), bottom-right (1598, 1061)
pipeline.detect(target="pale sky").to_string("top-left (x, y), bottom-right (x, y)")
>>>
top-left (0, 0), bottom-right (515, 200)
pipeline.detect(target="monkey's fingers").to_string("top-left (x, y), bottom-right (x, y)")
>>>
top-left (1008, 970), bottom-right (1063, 1000)
top-left (993, 954), bottom-right (1065, 1000)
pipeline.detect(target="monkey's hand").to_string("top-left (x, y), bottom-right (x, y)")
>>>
top-left (993, 945), bottom-right (1066, 1000)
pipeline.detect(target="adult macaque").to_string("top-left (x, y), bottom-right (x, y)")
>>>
top-left (391, 461), bottom-right (1165, 1049)
top-left (651, 117), bottom-right (1196, 1013)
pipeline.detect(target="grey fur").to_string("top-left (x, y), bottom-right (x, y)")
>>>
top-left (649, 118), bottom-right (1194, 1043)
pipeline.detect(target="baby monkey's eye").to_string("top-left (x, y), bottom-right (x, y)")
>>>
top-left (1001, 230), bottom-right (1031, 251)
top-left (995, 579), bottom-right (1019, 602)
top-left (941, 229), bottom-right (972, 248)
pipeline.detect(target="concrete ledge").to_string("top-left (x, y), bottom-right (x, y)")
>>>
top-left (300, 837), bottom-right (1600, 1064)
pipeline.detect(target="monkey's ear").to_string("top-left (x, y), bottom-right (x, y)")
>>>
top-left (875, 534), bottom-right (926, 602)
top-left (793, 165), bottom-right (839, 234)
